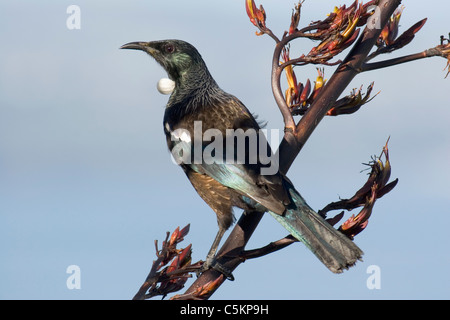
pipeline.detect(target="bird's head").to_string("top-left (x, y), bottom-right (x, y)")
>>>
top-left (120, 39), bottom-right (205, 82)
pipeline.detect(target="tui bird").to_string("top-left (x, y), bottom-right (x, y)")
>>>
top-left (121, 39), bottom-right (363, 275)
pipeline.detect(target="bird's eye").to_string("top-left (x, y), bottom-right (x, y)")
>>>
top-left (165, 44), bottom-right (175, 53)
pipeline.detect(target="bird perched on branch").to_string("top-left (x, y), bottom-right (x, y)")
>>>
top-left (121, 39), bottom-right (363, 276)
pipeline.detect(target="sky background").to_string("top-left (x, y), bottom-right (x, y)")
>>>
top-left (0, 0), bottom-right (449, 300)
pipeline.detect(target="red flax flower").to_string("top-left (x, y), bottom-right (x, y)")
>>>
top-left (282, 46), bottom-right (299, 107)
top-left (376, 6), bottom-right (427, 54)
top-left (338, 184), bottom-right (377, 239)
top-left (320, 141), bottom-right (398, 239)
top-left (133, 224), bottom-right (205, 300)
top-left (378, 6), bottom-right (404, 46)
top-left (289, 1), bottom-right (302, 35)
top-left (306, 1), bottom-right (363, 62)
top-left (311, 68), bottom-right (326, 99)
top-left (288, 69), bottom-right (326, 116)
top-left (327, 82), bottom-right (379, 116)
top-left (245, 0), bottom-right (266, 34)
top-left (158, 224), bottom-right (191, 268)
top-left (438, 35), bottom-right (450, 78)
top-left (283, 63), bottom-right (322, 115)
top-left (157, 244), bottom-right (193, 295)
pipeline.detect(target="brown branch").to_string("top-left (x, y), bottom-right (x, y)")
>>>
top-left (361, 47), bottom-right (448, 72)
top-left (240, 235), bottom-right (297, 260)
top-left (271, 49), bottom-right (296, 132)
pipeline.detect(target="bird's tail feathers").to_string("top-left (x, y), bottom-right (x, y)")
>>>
top-left (269, 186), bottom-right (363, 273)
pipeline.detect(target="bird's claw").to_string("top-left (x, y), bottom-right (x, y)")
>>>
top-left (198, 257), bottom-right (235, 281)
top-left (211, 261), bottom-right (234, 281)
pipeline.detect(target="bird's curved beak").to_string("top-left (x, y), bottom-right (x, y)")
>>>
top-left (120, 42), bottom-right (158, 56)
top-left (120, 41), bottom-right (147, 51)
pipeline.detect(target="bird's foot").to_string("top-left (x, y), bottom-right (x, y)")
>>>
top-left (198, 256), bottom-right (234, 281)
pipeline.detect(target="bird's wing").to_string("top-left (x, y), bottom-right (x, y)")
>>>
top-left (186, 96), bottom-right (290, 214)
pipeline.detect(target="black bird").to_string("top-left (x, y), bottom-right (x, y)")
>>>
top-left (121, 39), bottom-right (363, 274)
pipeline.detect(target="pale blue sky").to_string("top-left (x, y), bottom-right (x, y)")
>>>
top-left (0, 1), bottom-right (449, 299)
